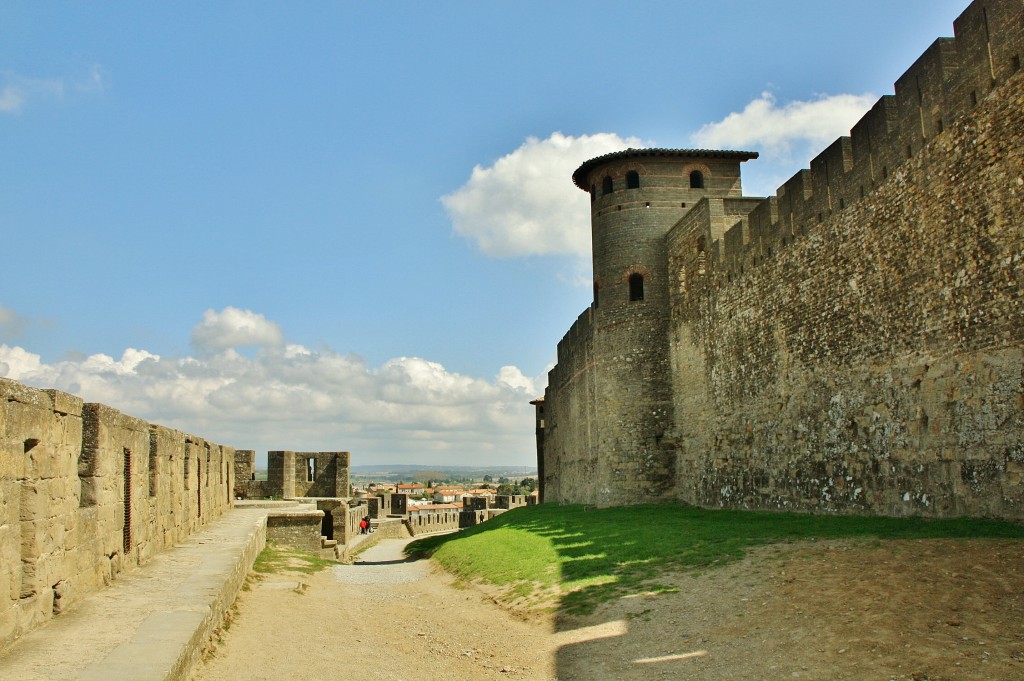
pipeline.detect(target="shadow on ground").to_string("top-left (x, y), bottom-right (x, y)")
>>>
top-left (405, 503), bottom-right (1024, 680)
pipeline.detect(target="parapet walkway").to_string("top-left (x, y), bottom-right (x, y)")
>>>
top-left (0, 507), bottom-right (269, 681)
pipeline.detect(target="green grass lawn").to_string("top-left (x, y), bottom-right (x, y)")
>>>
top-left (252, 543), bottom-right (335, 576)
top-left (407, 503), bottom-right (1024, 615)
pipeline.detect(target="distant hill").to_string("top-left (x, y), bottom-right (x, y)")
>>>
top-left (349, 464), bottom-right (536, 479)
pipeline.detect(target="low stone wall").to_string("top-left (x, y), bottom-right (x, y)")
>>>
top-left (265, 510), bottom-right (324, 553)
top-left (463, 496), bottom-right (488, 511)
top-left (176, 511), bottom-right (267, 681)
top-left (316, 499), bottom-right (368, 547)
top-left (495, 495), bottom-right (530, 510)
top-left (345, 502), bottom-right (368, 544)
top-left (458, 509), bottom-right (492, 529)
top-left (234, 479), bottom-right (272, 499)
top-left (0, 377), bottom-right (236, 651)
top-left (0, 508), bottom-right (269, 681)
top-left (373, 517), bottom-right (407, 539)
top-left (406, 510), bottom-right (461, 536)
top-left (375, 493), bottom-right (408, 517)
top-left (336, 518), bottom-right (411, 562)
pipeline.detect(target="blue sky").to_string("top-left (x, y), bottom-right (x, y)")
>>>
top-left (1, 1), bottom-right (969, 467)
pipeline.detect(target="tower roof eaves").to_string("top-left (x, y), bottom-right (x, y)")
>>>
top-left (571, 148), bottom-right (759, 190)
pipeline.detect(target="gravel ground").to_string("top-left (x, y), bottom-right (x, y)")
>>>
top-left (192, 536), bottom-right (557, 680)
top-left (191, 536), bottom-right (1024, 681)
top-left (332, 537), bottom-right (432, 585)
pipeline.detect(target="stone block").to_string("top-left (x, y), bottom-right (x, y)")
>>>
top-left (0, 544), bottom-right (17, 602)
top-left (0, 444), bottom-right (23, 479)
top-left (51, 578), bottom-right (71, 615)
top-left (17, 589), bottom-right (52, 632)
top-left (18, 554), bottom-right (39, 598)
top-left (0, 602), bottom-right (16, 648)
top-left (42, 477), bottom-right (72, 516)
top-left (45, 389), bottom-right (83, 418)
top-left (79, 476), bottom-right (101, 507)
top-left (0, 483), bottom-right (15, 526)
top-left (18, 481), bottom-right (44, 524)
top-left (43, 516), bottom-right (65, 553)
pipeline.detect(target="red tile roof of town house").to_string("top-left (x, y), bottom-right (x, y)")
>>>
top-left (396, 483), bottom-right (424, 490)
top-left (466, 489), bottom-right (495, 496)
top-left (433, 486), bottom-right (464, 494)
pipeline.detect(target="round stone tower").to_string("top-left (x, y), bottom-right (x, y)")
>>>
top-left (570, 148), bottom-right (757, 505)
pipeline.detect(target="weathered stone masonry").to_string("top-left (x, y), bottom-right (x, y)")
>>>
top-left (234, 448), bottom-right (351, 499)
top-left (541, 0), bottom-right (1024, 520)
top-left (0, 376), bottom-right (235, 649)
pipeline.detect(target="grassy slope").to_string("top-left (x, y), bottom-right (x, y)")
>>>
top-left (407, 503), bottom-right (1024, 614)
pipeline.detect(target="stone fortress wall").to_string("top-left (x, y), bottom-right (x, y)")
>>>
top-left (234, 450), bottom-right (364, 558)
top-left (542, 0), bottom-right (1024, 519)
top-left (0, 376), bottom-right (236, 649)
top-left (407, 508), bottom-right (464, 535)
top-left (234, 449), bottom-right (351, 499)
top-left (383, 494), bottom-right (533, 537)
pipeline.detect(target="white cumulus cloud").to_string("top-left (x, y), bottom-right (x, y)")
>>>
top-left (191, 307), bottom-right (284, 352)
top-left (690, 91), bottom-right (877, 197)
top-left (0, 309), bottom-right (538, 467)
top-left (496, 365), bottom-right (537, 394)
top-left (691, 91), bottom-right (876, 156)
top-left (441, 132), bottom-right (644, 259)
top-left (0, 344), bottom-right (43, 378)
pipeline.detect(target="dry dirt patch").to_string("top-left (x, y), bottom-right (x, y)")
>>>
top-left (191, 537), bottom-right (1024, 681)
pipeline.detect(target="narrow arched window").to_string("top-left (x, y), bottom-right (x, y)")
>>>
top-left (689, 170), bottom-right (704, 189)
top-left (602, 176), bottom-right (613, 195)
top-left (628, 273), bottom-right (644, 301)
top-left (590, 184), bottom-right (596, 203)
top-left (593, 281), bottom-right (600, 307)
top-left (626, 170), bottom-right (640, 189)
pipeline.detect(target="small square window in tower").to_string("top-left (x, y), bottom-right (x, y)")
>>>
top-left (689, 170), bottom-right (704, 189)
top-left (626, 171), bottom-right (640, 189)
top-left (628, 273), bottom-right (645, 301)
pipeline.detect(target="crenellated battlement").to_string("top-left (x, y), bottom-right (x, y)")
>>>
top-left (554, 306), bottom-right (593, 365)
top-left (708, 0), bottom-right (1023, 276)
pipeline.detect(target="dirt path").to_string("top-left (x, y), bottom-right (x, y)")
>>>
top-left (190, 536), bottom-right (559, 680)
top-left (190, 536), bottom-right (1024, 681)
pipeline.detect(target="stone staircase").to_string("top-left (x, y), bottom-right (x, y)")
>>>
top-left (320, 536), bottom-right (338, 560)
